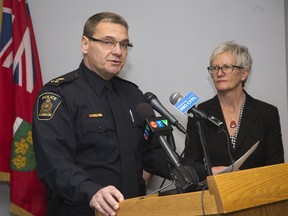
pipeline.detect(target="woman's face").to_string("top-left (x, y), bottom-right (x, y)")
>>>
top-left (210, 51), bottom-right (249, 93)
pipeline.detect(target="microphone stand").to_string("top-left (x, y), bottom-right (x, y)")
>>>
top-left (167, 133), bottom-right (176, 151)
top-left (157, 134), bottom-right (199, 196)
top-left (195, 120), bottom-right (213, 176)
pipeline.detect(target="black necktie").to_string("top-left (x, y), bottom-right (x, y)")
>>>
top-left (105, 81), bottom-right (138, 198)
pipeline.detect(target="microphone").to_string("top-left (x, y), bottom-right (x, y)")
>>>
top-left (143, 92), bottom-right (186, 134)
top-left (135, 102), bottom-right (199, 193)
top-left (170, 92), bottom-right (224, 132)
top-left (135, 102), bottom-right (180, 166)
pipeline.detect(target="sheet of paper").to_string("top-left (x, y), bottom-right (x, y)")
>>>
top-left (198, 140), bottom-right (260, 186)
top-left (216, 140), bottom-right (260, 174)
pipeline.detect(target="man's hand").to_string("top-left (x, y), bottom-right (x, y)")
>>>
top-left (90, 185), bottom-right (124, 216)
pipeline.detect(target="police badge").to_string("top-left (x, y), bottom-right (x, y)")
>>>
top-left (37, 92), bottom-right (61, 120)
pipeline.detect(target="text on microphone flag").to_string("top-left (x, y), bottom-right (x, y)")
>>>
top-left (143, 117), bottom-right (173, 141)
top-left (174, 91), bottom-right (200, 113)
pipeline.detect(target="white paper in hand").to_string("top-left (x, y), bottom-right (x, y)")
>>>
top-left (216, 140), bottom-right (260, 174)
top-left (198, 140), bottom-right (260, 186)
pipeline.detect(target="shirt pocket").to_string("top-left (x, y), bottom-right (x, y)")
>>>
top-left (80, 117), bottom-right (118, 161)
top-left (82, 117), bottom-right (114, 135)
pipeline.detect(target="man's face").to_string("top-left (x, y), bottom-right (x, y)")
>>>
top-left (81, 22), bottom-right (130, 80)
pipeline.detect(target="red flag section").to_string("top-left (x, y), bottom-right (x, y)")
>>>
top-left (0, 0), bottom-right (47, 215)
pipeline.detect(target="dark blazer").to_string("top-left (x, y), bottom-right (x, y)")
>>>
top-left (184, 92), bottom-right (284, 170)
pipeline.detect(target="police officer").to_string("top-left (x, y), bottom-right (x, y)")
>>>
top-left (33, 12), bottom-right (206, 216)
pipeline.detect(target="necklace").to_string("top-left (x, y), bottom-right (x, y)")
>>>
top-left (230, 93), bottom-right (246, 149)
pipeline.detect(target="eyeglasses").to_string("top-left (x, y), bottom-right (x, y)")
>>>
top-left (207, 65), bottom-right (243, 75)
top-left (86, 36), bottom-right (133, 51)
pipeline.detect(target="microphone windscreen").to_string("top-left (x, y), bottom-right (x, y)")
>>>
top-left (143, 92), bottom-right (155, 102)
top-left (135, 102), bottom-right (155, 123)
top-left (169, 92), bottom-right (182, 105)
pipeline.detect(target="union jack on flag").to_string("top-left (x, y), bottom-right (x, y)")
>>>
top-left (1, 0), bottom-right (38, 93)
top-left (0, 0), bottom-right (47, 215)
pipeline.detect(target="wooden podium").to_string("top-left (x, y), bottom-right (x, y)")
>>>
top-left (96, 163), bottom-right (288, 215)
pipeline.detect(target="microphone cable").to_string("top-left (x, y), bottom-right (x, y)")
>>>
top-left (201, 183), bottom-right (208, 215)
top-left (221, 129), bottom-right (235, 172)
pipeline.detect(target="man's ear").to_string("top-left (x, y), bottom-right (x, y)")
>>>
top-left (81, 36), bottom-right (89, 54)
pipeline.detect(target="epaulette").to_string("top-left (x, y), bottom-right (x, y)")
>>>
top-left (114, 76), bottom-right (139, 88)
top-left (46, 71), bottom-right (80, 87)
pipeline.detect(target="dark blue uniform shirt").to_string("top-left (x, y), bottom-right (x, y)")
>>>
top-left (32, 62), bottom-right (206, 215)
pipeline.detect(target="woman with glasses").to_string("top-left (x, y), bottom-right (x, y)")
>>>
top-left (184, 41), bottom-right (284, 174)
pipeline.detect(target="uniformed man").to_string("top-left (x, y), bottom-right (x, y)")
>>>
top-left (32, 12), bottom-right (206, 216)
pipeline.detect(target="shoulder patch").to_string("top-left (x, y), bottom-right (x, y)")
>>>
top-left (37, 92), bottom-right (62, 120)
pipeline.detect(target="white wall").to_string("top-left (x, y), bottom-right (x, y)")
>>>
top-left (1, 0), bottom-right (287, 215)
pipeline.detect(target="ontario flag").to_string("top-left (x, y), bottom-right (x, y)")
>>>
top-left (0, 0), bottom-right (47, 215)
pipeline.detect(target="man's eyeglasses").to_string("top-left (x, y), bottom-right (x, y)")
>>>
top-left (86, 36), bottom-right (133, 51)
top-left (207, 65), bottom-right (243, 75)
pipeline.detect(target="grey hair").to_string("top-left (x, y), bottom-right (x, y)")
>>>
top-left (209, 41), bottom-right (253, 87)
top-left (209, 41), bottom-right (253, 72)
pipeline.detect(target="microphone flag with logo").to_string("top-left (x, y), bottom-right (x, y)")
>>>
top-left (170, 91), bottom-right (224, 132)
top-left (144, 116), bottom-right (173, 143)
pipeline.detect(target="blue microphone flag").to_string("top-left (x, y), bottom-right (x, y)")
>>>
top-left (174, 91), bottom-right (200, 114)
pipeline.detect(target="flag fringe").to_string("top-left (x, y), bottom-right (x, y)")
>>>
top-left (0, 172), bottom-right (10, 182)
top-left (10, 203), bottom-right (33, 216)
